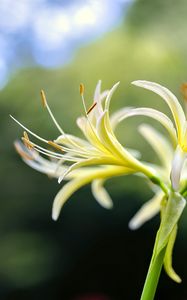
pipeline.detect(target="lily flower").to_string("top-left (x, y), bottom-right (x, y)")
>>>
top-left (13, 80), bottom-right (187, 284)
top-left (114, 80), bottom-right (187, 283)
top-left (12, 81), bottom-right (159, 220)
top-left (131, 80), bottom-right (187, 191)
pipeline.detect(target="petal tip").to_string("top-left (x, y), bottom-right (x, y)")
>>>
top-left (128, 219), bottom-right (139, 231)
top-left (131, 80), bottom-right (146, 87)
top-left (105, 202), bottom-right (114, 209)
top-left (52, 206), bottom-right (59, 221)
top-left (58, 177), bottom-right (62, 184)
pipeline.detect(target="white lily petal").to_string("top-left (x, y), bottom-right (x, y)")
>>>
top-left (97, 111), bottom-right (134, 162)
top-left (132, 80), bottom-right (186, 143)
top-left (58, 157), bottom-right (117, 183)
top-left (128, 191), bottom-right (164, 230)
top-left (24, 158), bottom-right (60, 176)
top-left (93, 80), bottom-right (103, 114)
top-left (53, 165), bottom-right (135, 220)
top-left (91, 179), bottom-right (113, 209)
top-left (52, 178), bottom-right (88, 220)
top-left (94, 80), bottom-right (101, 100)
top-left (118, 107), bottom-right (177, 145)
top-left (97, 111), bottom-right (155, 177)
top-left (170, 145), bottom-right (186, 190)
top-left (93, 81), bottom-right (109, 105)
top-left (89, 81), bottom-right (109, 123)
top-left (55, 134), bottom-right (90, 148)
top-left (139, 124), bottom-right (173, 171)
top-left (127, 148), bottom-right (141, 159)
top-left (105, 82), bottom-right (120, 110)
top-left (77, 116), bottom-right (110, 154)
top-left (110, 107), bottom-right (133, 130)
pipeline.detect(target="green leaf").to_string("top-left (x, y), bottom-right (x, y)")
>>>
top-left (164, 224), bottom-right (182, 283)
top-left (153, 192), bottom-right (186, 263)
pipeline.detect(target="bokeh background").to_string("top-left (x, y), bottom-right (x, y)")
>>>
top-left (1, 0), bottom-right (187, 299)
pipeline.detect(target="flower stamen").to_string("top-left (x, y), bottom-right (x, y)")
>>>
top-left (86, 102), bottom-right (97, 115)
top-left (79, 83), bottom-right (84, 96)
top-left (48, 141), bottom-right (64, 152)
top-left (40, 90), bottom-right (65, 135)
top-left (22, 131), bottom-right (34, 150)
top-left (40, 89), bottom-right (47, 108)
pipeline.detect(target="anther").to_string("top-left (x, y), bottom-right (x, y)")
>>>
top-left (86, 102), bottom-right (97, 114)
top-left (22, 131), bottom-right (34, 150)
top-left (181, 83), bottom-right (187, 101)
top-left (48, 141), bottom-right (64, 152)
top-left (80, 83), bottom-right (84, 96)
top-left (40, 89), bottom-right (47, 107)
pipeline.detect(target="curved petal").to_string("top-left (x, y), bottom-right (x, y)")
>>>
top-left (55, 134), bottom-right (91, 148)
top-left (92, 80), bottom-right (104, 117)
top-left (139, 124), bottom-right (173, 171)
top-left (118, 107), bottom-right (177, 145)
top-left (110, 107), bottom-right (133, 130)
top-left (52, 177), bottom-right (89, 220)
top-left (132, 80), bottom-right (186, 143)
top-left (97, 111), bottom-right (155, 177)
top-left (91, 179), bottom-right (113, 209)
top-left (76, 116), bottom-right (110, 154)
top-left (104, 82), bottom-right (120, 110)
top-left (58, 156), bottom-right (119, 183)
top-left (170, 145), bottom-right (186, 190)
top-left (52, 165), bottom-right (135, 220)
top-left (128, 191), bottom-right (164, 230)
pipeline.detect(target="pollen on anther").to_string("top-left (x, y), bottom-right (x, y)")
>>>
top-left (40, 89), bottom-right (47, 107)
top-left (181, 83), bottom-right (187, 102)
top-left (48, 141), bottom-right (64, 152)
top-left (87, 102), bottom-right (97, 114)
top-left (80, 83), bottom-right (84, 96)
top-left (22, 131), bottom-right (34, 150)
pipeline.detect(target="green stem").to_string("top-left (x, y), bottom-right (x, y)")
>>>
top-left (140, 191), bottom-right (185, 300)
top-left (150, 176), bottom-right (169, 196)
top-left (140, 243), bottom-right (166, 300)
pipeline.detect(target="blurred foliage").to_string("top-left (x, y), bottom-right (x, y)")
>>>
top-left (1, 0), bottom-right (187, 299)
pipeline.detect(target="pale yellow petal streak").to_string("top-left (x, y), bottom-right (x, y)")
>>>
top-left (58, 156), bottom-right (120, 183)
top-left (97, 111), bottom-right (155, 177)
top-left (76, 116), bottom-right (110, 154)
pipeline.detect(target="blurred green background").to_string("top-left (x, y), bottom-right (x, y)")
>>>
top-left (1, 0), bottom-right (187, 299)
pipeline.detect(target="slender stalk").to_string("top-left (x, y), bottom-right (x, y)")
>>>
top-left (140, 243), bottom-right (166, 300)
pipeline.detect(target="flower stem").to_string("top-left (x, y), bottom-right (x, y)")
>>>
top-left (140, 191), bottom-right (185, 300)
top-left (140, 242), bottom-right (166, 300)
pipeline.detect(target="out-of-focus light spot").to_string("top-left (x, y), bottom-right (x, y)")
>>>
top-left (0, 0), bottom-right (31, 33)
top-left (33, 8), bottom-right (71, 50)
top-left (54, 13), bottom-right (70, 34)
top-left (0, 0), bottom-right (135, 88)
top-left (74, 5), bottom-right (97, 26)
top-left (0, 57), bottom-right (8, 89)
